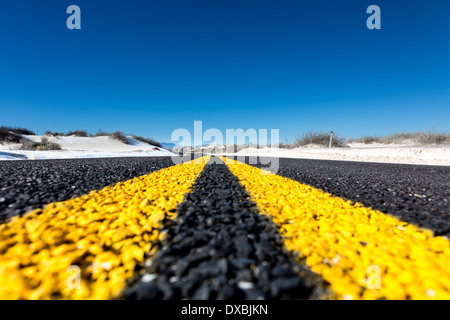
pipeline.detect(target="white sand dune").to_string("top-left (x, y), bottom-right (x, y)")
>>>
top-left (0, 135), bottom-right (174, 160)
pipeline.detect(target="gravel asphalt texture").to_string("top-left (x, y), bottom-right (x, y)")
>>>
top-left (1, 155), bottom-right (449, 300)
top-left (123, 158), bottom-right (330, 300)
top-left (233, 157), bottom-right (450, 237)
top-left (2, 156), bottom-right (447, 234)
top-left (0, 157), bottom-right (175, 223)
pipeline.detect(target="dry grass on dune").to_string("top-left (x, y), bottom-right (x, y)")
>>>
top-left (348, 130), bottom-right (450, 145)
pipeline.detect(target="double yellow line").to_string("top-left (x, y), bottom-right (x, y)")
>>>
top-left (1, 155), bottom-right (449, 300)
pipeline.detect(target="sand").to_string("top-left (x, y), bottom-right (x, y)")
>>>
top-left (219, 143), bottom-right (450, 166)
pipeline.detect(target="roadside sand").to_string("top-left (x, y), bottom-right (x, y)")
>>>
top-left (220, 143), bottom-right (450, 166)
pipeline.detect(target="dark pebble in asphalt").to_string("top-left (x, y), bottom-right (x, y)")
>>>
top-left (237, 156), bottom-right (450, 237)
top-left (0, 157), bottom-right (176, 223)
top-left (122, 157), bottom-right (330, 300)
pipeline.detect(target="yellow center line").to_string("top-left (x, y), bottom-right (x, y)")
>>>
top-left (0, 156), bottom-right (209, 300)
top-left (221, 157), bottom-right (450, 300)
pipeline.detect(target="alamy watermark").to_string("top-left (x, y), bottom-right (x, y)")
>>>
top-left (66, 5), bottom-right (81, 30)
top-left (66, 5), bottom-right (381, 30)
top-left (170, 121), bottom-right (280, 174)
top-left (67, 265), bottom-right (81, 290)
top-left (366, 265), bottom-right (381, 289)
top-left (367, 5), bottom-right (381, 30)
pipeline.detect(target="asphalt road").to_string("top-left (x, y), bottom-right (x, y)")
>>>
top-left (1, 156), bottom-right (449, 300)
top-left (2, 156), bottom-right (447, 235)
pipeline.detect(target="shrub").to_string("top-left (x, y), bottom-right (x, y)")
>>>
top-left (279, 143), bottom-right (294, 149)
top-left (132, 135), bottom-right (162, 148)
top-left (293, 130), bottom-right (346, 148)
top-left (94, 131), bottom-right (111, 137)
top-left (0, 126), bottom-right (36, 143)
top-left (0, 126), bottom-right (22, 143)
top-left (348, 130), bottom-right (450, 145)
top-left (20, 138), bottom-right (39, 150)
top-left (45, 131), bottom-right (63, 137)
top-left (94, 130), bottom-right (128, 144)
top-left (36, 142), bottom-right (62, 151)
top-left (66, 130), bottom-right (88, 137)
top-left (110, 131), bottom-right (129, 144)
top-left (20, 137), bottom-right (62, 150)
top-left (416, 130), bottom-right (449, 145)
top-left (7, 127), bottom-right (35, 135)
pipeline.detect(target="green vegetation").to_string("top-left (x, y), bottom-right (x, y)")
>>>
top-left (280, 130), bottom-right (347, 148)
top-left (20, 137), bottom-right (62, 151)
top-left (0, 126), bottom-right (35, 143)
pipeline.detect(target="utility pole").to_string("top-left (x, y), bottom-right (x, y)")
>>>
top-left (329, 131), bottom-right (334, 148)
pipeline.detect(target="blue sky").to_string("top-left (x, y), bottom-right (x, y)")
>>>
top-left (0, 0), bottom-right (449, 144)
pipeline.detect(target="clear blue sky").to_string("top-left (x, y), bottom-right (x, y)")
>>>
top-left (0, 0), bottom-right (449, 144)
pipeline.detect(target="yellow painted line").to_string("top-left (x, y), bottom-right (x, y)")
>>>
top-left (0, 157), bottom-right (209, 300)
top-left (221, 157), bottom-right (450, 300)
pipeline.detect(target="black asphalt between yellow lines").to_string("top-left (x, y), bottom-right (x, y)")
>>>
top-left (0, 157), bottom-right (208, 299)
top-left (222, 157), bottom-right (450, 300)
top-left (123, 157), bottom-right (330, 300)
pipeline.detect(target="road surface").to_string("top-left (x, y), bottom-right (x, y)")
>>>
top-left (0, 156), bottom-right (449, 300)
